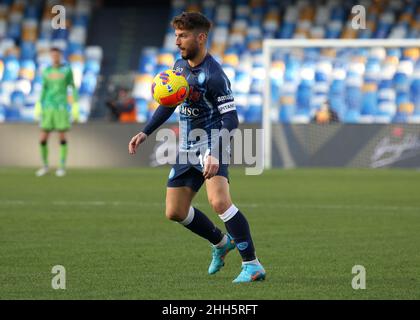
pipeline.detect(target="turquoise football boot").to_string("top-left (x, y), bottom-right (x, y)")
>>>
top-left (208, 234), bottom-right (236, 275)
top-left (232, 262), bottom-right (266, 283)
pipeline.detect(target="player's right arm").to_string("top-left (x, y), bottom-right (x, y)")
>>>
top-left (129, 61), bottom-right (183, 155)
top-left (128, 105), bottom-right (176, 155)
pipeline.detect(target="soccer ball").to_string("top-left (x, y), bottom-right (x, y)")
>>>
top-left (151, 69), bottom-right (189, 107)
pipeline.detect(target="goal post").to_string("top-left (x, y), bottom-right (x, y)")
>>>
top-left (262, 39), bottom-right (420, 169)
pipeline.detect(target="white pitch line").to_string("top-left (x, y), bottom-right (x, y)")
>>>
top-left (0, 200), bottom-right (419, 212)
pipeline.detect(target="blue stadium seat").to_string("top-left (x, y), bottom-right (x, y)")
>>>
top-left (5, 107), bottom-right (21, 121)
top-left (52, 28), bottom-right (68, 41)
top-left (84, 59), bottom-right (100, 74)
top-left (20, 41), bottom-right (36, 60)
top-left (278, 21), bottom-right (295, 39)
top-left (245, 93), bottom-right (262, 122)
top-left (343, 109), bottom-right (360, 123)
top-left (396, 90), bottom-right (410, 106)
top-left (0, 104), bottom-right (5, 122)
top-left (138, 47), bottom-right (158, 74)
top-left (135, 98), bottom-right (148, 122)
top-left (3, 57), bottom-right (20, 81)
top-left (328, 79), bottom-right (346, 118)
top-left (73, 14), bottom-right (90, 28)
top-left (20, 59), bottom-right (36, 81)
top-left (278, 95), bottom-right (295, 123)
top-left (345, 85), bottom-right (363, 111)
top-left (410, 78), bottom-right (420, 110)
top-left (296, 81), bottom-right (312, 114)
top-left (6, 22), bottom-right (21, 41)
top-left (361, 91), bottom-right (377, 115)
top-left (24, 5), bottom-right (40, 19)
top-left (234, 93), bottom-right (248, 123)
top-left (79, 72), bottom-right (97, 96)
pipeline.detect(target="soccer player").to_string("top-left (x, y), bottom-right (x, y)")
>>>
top-left (128, 12), bottom-right (265, 283)
top-left (34, 47), bottom-right (79, 177)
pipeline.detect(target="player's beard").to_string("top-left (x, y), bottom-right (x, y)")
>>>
top-left (181, 43), bottom-right (199, 61)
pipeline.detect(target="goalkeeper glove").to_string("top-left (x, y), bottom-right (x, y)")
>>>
top-left (34, 101), bottom-right (42, 121)
top-left (71, 102), bottom-right (80, 122)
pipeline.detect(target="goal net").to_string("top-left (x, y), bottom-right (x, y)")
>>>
top-left (262, 39), bottom-right (420, 169)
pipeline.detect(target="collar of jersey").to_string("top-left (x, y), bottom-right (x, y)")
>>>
top-left (187, 53), bottom-right (210, 70)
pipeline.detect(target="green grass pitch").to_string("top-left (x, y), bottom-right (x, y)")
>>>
top-left (0, 167), bottom-right (419, 299)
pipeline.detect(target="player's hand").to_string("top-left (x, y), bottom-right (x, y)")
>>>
top-left (34, 101), bottom-right (42, 120)
top-left (72, 102), bottom-right (80, 122)
top-left (203, 154), bottom-right (219, 179)
top-left (128, 132), bottom-right (147, 155)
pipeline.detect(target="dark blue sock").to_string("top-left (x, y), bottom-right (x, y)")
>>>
top-left (181, 207), bottom-right (224, 245)
top-left (222, 208), bottom-right (256, 262)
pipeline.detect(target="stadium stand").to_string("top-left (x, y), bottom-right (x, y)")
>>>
top-left (134, 0), bottom-right (420, 124)
top-left (0, 0), bottom-right (419, 125)
top-left (0, 0), bottom-right (102, 123)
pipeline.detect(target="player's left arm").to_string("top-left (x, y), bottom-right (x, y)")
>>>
top-left (204, 72), bottom-right (239, 179)
top-left (34, 70), bottom-right (48, 120)
top-left (67, 67), bottom-right (80, 121)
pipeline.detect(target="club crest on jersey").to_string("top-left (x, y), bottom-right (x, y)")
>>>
top-left (198, 72), bottom-right (205, 84)
top-left (167, 84), bottom-right (173, 92)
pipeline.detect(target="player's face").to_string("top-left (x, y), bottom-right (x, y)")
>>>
top-left (50, 51), bottom-right (62, 65)
top-left (175, 29), bottom-right (200, 60)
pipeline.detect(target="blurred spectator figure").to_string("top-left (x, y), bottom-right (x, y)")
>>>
top-left (106, 87), bottom-right (136, 122)
top-left (313, 101), bottom-right (339, 124)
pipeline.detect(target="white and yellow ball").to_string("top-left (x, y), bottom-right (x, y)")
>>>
top-left (151, 69), bottom-right (189, 107)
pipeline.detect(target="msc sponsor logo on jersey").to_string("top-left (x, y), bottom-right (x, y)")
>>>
top-left (179, 104), bottom-right (200, 117)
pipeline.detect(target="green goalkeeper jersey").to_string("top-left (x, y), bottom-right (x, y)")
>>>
top-left (40, 64), bottom-right (78, 109)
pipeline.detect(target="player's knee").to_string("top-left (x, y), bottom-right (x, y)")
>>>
top-left (209, 198), bottom-right (231, 215)
top-left (165, 207), bottom-right (187, 222)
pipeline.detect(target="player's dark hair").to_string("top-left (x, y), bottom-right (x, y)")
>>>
top-left (171, 12), bottom-right (212, 34)
top-left (50, 47), bottom-right (62, 53)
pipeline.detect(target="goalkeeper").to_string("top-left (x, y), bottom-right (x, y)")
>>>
top-left (35, 47), bottom-right (79, 177)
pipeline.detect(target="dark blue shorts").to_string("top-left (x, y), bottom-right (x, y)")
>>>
top-left (167, 164), bottom-right (229, 192)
